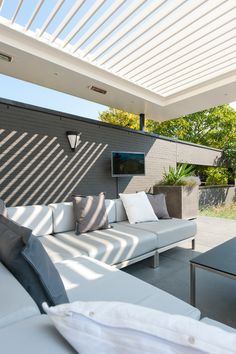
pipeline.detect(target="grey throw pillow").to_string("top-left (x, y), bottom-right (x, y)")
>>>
top-left (72, 192), bottom-right (109, 234)
top-left (0, 199), bottom-right (7, 217)
top-left (147, 193), bottom-right (171, 219)
top-left (0, 215), bottom-right (69, 313)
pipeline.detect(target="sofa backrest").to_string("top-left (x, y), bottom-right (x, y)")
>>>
top-left (105, 199), bottom-right (116, 224)
top-left (49, 200), bottom-right (117, 234)
top-left (6, 199), bottom-right (127, 235)
top-left (114, 199), bottom-right (127, 222)
top-left (7, 205), bottom-right (53, 236)
top-left (0, 262), bottom-right (39, 329)
top-left (49, 202), bottom-right (75, 234)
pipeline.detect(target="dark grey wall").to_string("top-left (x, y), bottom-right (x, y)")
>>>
top-left (0, 99), bottom-right (222, 207)
top-left (199, 186), bottom-right (236, 208)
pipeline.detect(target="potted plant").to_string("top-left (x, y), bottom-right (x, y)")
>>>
top-left (153, 163), bottom-right (200, 219)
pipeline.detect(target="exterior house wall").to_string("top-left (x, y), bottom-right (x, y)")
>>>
top-left (0, 99), bottom-right (222, 207)
top-left (177, 143), bottom-right (222, 166)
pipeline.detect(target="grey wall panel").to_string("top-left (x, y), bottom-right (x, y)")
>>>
top-left (177, 142), bottom-right (222, 166)
top-left (0, 100), bottom-right (222, 206)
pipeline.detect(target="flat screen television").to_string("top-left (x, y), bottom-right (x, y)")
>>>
top-left (111, 151), bottom-right (145, 177)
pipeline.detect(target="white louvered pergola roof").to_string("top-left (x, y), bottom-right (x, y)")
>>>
top-left (0, 0), bottom-right (235, 121)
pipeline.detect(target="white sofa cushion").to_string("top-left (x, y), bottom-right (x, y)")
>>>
top-left (0, 263), bottom-right (39, 329)
top-left (54, 222), bottom-right (157, 265)
top-left (49, 200), bottom-right (116, 234)
top-left (0, 315), bottom-right (76, 354)
top-left (105, 199), bottom-right (116, 223)
top-left (49, 202), bottom-right (75, 234)
top-left (44, 301), bottom-right (236, 354)
top-left (39, 235), bottom-right (86, 263)
top-left (123, 218), bottom-right (197, 248)
top-left (7, 205), bottom-right (53, 236)
top-left (119, 192), bottom-right (158, 224)
top-left (55, 256), bottom-right (200, 320)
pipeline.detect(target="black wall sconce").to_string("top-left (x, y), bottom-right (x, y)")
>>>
top-left (66, 131), bottom-right (81, 151)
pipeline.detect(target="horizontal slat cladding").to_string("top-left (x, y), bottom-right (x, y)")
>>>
top-left (0, 102), bottom-right (222, 206)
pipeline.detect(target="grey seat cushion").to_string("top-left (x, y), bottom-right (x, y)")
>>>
top-left (22, 233), bottom-right (69, 308)
top-left (121, 219), bottom-right (197, 248)
top-left (39, 235), bottom-right (86, 263)
top-left (0, 215), bottom-right (68, 313)
top-left (55, 256), bottom-right (200, 320)
top-left (0, 315), bottom-right (76, 354)
top-left (200, 317), bottom-right (236, 333)
top-left (54, 223), bottom-right (157, 265)
top-left (0, 263), bottom-right (39, 329)
top-left (147, 193), bottom-right (170, 219)
top-left (72, 193), bottom-right (109, 234)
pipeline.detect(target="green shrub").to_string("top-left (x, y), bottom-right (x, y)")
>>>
top-left (205, 167), bottom-right (228, 185)
top-left (223, 141), bottom-right (236, 178)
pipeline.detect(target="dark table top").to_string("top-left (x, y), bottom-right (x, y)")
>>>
top-left (190, 238), bottom-right (236, 277)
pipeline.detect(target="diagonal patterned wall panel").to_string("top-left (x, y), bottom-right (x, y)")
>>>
top-left (0, 99), bottom-right (222, 207)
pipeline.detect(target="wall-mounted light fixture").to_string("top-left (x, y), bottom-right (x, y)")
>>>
top-left (66, 131), bottom-right (81, 151)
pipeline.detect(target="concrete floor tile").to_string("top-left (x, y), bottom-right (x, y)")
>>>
top-left (125, 216), bottom-right (236, 328)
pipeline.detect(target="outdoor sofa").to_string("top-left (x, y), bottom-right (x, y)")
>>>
top-left (0, 256), bottom-right (202, 354)
top-left (7, 198), bottom-right (197, 268)
top-left (0, 198), bottom-right (234, 353)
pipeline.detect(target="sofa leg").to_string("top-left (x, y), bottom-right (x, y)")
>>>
top-left (192, 239), bottom-right (195, 250)
top-left (152, 252), bottom-right (159, 268)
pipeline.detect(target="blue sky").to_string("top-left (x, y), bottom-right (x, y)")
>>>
top-left (0, 74), bottom-right (107, 120)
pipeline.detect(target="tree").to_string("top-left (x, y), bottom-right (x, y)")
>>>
top-left (205, 167), bottom-right (229, 185)
top-left (99, 108), bottom-right (140, 130)
top-left (99, 107), bottom-right (157, 132)
top-left (223, 141), bottom-right (236, 179)
top-left (151, 105), bottom-right (236, 149)
top-left (99, 105), bottom-right (236, 149)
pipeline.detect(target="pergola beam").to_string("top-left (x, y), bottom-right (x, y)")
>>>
top-left (0, 0), bottom-right (235, 106)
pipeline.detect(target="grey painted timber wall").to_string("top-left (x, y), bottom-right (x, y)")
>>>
top-left (0, 99), bottom-right (222, 207)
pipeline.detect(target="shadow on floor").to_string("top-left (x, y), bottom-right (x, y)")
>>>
top-left (124, 217), bottom-right (236, 329)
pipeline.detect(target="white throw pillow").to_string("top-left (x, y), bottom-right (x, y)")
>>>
top-left (43, 301), bottom-right (236, 354)
top-left (119, 192), bottom-right (158, 224)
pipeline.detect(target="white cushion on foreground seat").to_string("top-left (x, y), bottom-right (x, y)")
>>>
top-left (44, 301), bottom-right (236, 354)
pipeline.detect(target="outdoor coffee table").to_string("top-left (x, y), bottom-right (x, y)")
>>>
top-left (190, 237), bottom-right (236, 306)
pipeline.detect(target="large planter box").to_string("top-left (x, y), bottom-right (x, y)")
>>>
top-left (153, 185), bottom-right (199, 219)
